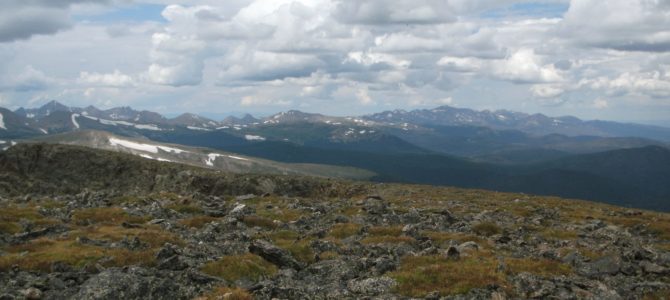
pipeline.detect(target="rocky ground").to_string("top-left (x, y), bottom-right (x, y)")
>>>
top-left (0, 144), bottom-right (669, 299)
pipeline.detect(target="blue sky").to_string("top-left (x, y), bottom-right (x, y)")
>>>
top-left (0, 0), bottom-right (669, 124)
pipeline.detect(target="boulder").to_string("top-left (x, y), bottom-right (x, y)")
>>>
top-left (249, 240), bottom-right (304, 270)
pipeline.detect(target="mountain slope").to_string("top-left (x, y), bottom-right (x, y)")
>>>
top-left (29, 130), bottom-right (374, 180)
top-left (219, 141), bottom-right (670, 211)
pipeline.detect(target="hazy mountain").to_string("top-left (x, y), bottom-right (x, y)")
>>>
top-left (14, 100), bottom-right (72, 119)
top-left (169, 113), bottom-right (221, 129)
top-left (365, 106), bottom-right (670, 142)
top-left (222, 113), bottom-right (260, 125)
top-left (0, 108), bottom-right (43, 139)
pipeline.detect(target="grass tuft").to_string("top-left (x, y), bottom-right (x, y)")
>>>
top-left (389, 254), bottom-right (504, 297)
top-left (472, 222), bottom-right (502, 236)
top-left (201, 253), bottom-right (277, 282)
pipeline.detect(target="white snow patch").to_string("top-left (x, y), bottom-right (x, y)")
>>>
top-left (39, 128), bottom-right (48, 134)
top-left (245, 135), bottom-right (266, 141)
top-left (11, 141), bottom-right (17, 146)
top-left (0, 140), bottom-right (5, 144)
top-left (26, 113), bottom-right (35, 119)
top-left (138, 154), bottom-right (173, 163)
top-left (205, 153), bottom-right (222, 166)
top-left (158, 145), bottom-right (187, 154)
top-left (85, 115), bottom-right (161, 131)
top-left (0, 113), bottom-right (5, 130)
top-left (71, 114), bottom-right (80, 129)
top-left (110, 138), bottom-right (159, 153)
top-left (187, 126), bottom-right (212, 131)
top-left (134, 124), bottom-right (161, 131)
top-left (226, 155), bottom-right (249, 161)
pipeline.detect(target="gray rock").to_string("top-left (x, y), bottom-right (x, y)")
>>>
top-left (445, 246), bottom-right (460, 260)
top-left (249, 239), bottom-right (304, 270)
top-left (578, 255), bottom-right (622, 278)
top-left (640, 260), bottom-right (669, 274)
top-left (347, 277), bottom-right (397, 296)
top-left (74, 268), bottom-right (188, 300)
top-left (21, 288), bottom-right (42, 300)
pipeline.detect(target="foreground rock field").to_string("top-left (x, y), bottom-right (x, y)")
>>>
top-left (0, 144), bottom-right (669, 299)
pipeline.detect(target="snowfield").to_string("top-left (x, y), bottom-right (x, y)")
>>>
top-left (205, 153), bottom-right (249, 166)
top-left (109, 138), bottom-right (188, 154)
top-left (84, 116), bottom-right (162, 131)
top-left (71, 114), bottom-right (80, 129)
top-left (0, 113), bottom-right (5, 130)
top-left (245, 134), bottom-right (266, 141)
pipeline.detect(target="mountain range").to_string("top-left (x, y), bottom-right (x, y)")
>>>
top-left (1, 100), bottom-right (669, 211)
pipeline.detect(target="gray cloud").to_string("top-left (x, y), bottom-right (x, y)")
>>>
top-left (0, 0), bottom-right (111, 42)
top-left (334, 0), bottom-right (455, 25)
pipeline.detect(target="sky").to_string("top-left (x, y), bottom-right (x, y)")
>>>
top-left (0, 0), bottom-right (669, 124)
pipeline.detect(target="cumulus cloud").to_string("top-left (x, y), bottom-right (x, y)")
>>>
top-left (0, 0), bottom-right (111, 42)
top-left (438, 48), bottom-right (565, 84)
top-left (561, 0), bottom-right (670, 52)
top-left (334, 0), bottom-right (454, 25)
top-left (530, 84), bottom-right (566, 98)
top-left (583, 71), bottom-right (670, 98)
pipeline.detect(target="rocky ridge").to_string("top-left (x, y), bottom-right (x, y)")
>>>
top-left (0, 144), bottom-right (669, 299)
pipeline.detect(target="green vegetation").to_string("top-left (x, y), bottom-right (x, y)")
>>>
top-left (390, 254), bottom-right (504, 297)
top-left (201, 253), bottom-right (277, 282)
top-left (0, 206), bottom-right (57, 234)
top-left (472, 222), bottom-right (502, 236)
top-left (196, 287), bottom-right (254, 300)
top-left (179, 216), bottom-right (219, 228)
top-left (166, 203), bottom-right (203, 214)
top-left (71, 207), bottom-right (148, 225)
top-left (328, 223), bottom-right (362, 239)
top-left (361, 226), bottom-right (414, 245)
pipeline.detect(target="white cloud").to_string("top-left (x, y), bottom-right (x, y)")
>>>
top-left (593, 97), bottom-right (609, 109)
top-left (491, 48), bottom-right (564, 83)
top-left (530, 84), bottom-right (565, 98)
top-left (355, 87), bottom-right (374, 105)
top-left (79, 70), bottom-right (134, 87)
top-left (584, 71), bottom-right (670, 98)
top-left (437, 56), bottom-right (484, 72)
top-left (240, 95), bottom-right (292, 107)
top-left (561, 0), bottom-right (670, 52)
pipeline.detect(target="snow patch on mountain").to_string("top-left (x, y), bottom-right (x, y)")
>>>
top-left (0, 113), bottom-right (5, 130)
top-left (245, 135), bottom-right (266, 141)
top-left (109, 137), bottom-right (188, 154)
top-left (71, 114), bottom-right (80, 129)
